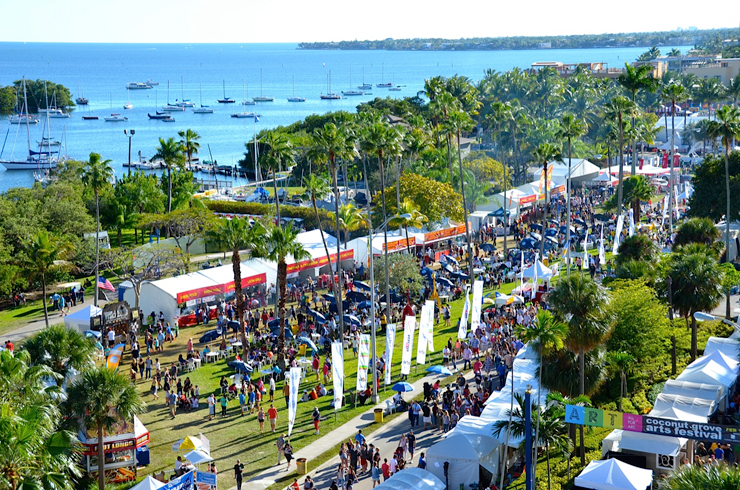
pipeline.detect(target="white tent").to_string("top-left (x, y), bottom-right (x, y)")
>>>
top-left (676, 351), bottom-right (738, 393)
top-left (346, 229), bottom-right (409, 265)
top-left (574, 458), bottom-right (653, 490)
top-left (661, 380), bottom-right (723, 407)
top-left (184, 449), bottom-right (213, 465)
top-left (426, 433), bottom-right (499, 489)
top-left (63, 305), bottom-right (102, 333)
top-left (129, 476), bottom-right (165, 490)
top-left (604, 429), bottom-right (685, 458)
top-left (704, 337), bottom-right (740, 361)
top-left (648, 405), bottom-right (707, 423)
top-left (651, 393), bottom-right (716, 419)
top-left (521, 260), bottom-right (553, 281)
top-left (373, 468), bottom-right (445, 490)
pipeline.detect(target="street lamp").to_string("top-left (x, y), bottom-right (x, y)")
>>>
top-left (368, 212), bottom-right (411, 403)
top-left (124, 129), bottom-right (135, 177)
top-left (694, 311), bottom-right (740, 334)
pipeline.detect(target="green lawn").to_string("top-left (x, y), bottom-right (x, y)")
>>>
top-left (0, 300), bottom-right (47, 337)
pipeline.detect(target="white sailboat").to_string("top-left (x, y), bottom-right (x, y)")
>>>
top-left (162, 80), bottom-right (185, 111)
top-left (175, 77), bottom-right (195, 107)
top-left (287, 76), bottom-right (306, 102)
top-left (241, 79), bottom-right (256, 105)
top-left (193, 84), bottom-right (214, 113)
top-left (252, 69), bottom-right (274, 102)
top-left (105, 94), bottom-right (128, 121)
top-left (376, 63), bottom-right (392, 88)
top-left (358, 67), bottom-right (372, 90)
top-left (320, 71), bottom-right (341, 100)
top-left (123, 87), bottom-right (133, 110)
top-left (342, 65), bottom-right (363, 96)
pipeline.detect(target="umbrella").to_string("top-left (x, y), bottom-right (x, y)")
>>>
top-left (574, 218), bottom-right (586, 227)
top-left (548, 219), bottom-right (559, 226)
top-left (346, 291), bottom-right (367, 303)
top-left (172, 436), bottom-right (203, 452)
top-left (343, 314), bottom-right (362, 327)
top-left (322, 293), bottom-right (336, 303)
top-left (420, 267), bottom-right (434, 277)
top-left (308, 309), bottom-right (326, 322)
top-left (559, 225), bottom-right (576, 234)
top-left (545, 236), bottom-right (558, 244)
top-left (269, 325), bottom-right (294, 339)
top-left (184, 449), bottom-right (213, 465)
top-left (357, 300), bottom-right (373, 310)
top-left (520, 238), bottom-right (538, 250)
top-left (529, 223), bottom-right (543, 232)
top-left (480, 243), bottom-right (496, 252)
top-left (545, 228), bottom-right (558, 237)
top-left (83, 330), bottom-right (101, 339)
top-left (392, 382), bottom-right (414, 392)
top-left (442, 263), bottom-right (454, 272)
top-left (426, 365), bottom-right (452, 375)
top-left (199, 330), bottom-right (220, 344)
top-left (530, 232), bottom-right (542, 241)
top-left (353, 280), bottom-right (371, 292)
top-left (450, 271), bottom-right (469, 280)
top-left (227, 360), bottom-right (253, 373)
top-left (436, 276), bottom-right (454, 288)
top-left (441, 254), bottom-right (458, 266)
top-left (297, 336), bottom-right (319, 352)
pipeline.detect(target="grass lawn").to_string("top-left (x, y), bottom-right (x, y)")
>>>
top-left (0, 300), bottom-right (47, 337)
top-left (132, 279), bottom-right (512, 489)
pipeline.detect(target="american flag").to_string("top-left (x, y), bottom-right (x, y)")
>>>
top-left (97, 276), bottom-right (115, 291)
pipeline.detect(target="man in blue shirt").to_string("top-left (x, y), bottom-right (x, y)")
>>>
top-left (354, 429), bottom-right (366, 445)
top-left (417, 452), bottom-right (426, 469)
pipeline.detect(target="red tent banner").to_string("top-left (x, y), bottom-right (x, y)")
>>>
top-left (662, 153), bottom-right (669, 168)
top-left (520, 194), bottom-right (537, 205)
top-left (423, 224), bottom-right (467, 244)
top-left (382, 236), bottom-right (415, 253)
top-left (176, 273), bottom-right (267, 303)
top-left (286, 250), bottom-right (354, 275)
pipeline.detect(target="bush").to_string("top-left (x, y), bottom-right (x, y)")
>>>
top-left (631, 390), bottom-right (652, 414)
top-left (204, 200), bottom-right (336, 231)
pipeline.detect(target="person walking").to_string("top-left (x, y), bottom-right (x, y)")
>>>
top-left (312, 406), bottom-right (321, 434)
top-left (371, 461), bottom-right (381, 488)
top-left (233, 459), bottom-right (245, 490)
top-left (257, 406), bottom-right (266, 433)
top-left (407, 430), bottom-right (416, 461)
top-left (282, 379), bottom-right (290, 407)
top-left (219, 393), bottom-right (229, 417)
top-left (268, 403), bottom-right (279, 432)
top-left (276, 434), bottom-right (286, 465)
top-left (284, 439), bottom-right (294, 469)
top-left (208, 393), bottom-right (216, 421)
top-left (168, 390), bottom-right (177, 418)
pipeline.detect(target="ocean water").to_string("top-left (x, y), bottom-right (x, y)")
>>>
top-left (0, 42), bottom-right (691, 191)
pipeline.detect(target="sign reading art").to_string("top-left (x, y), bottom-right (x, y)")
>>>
top-left (564, 405), bottom-right (740, 444)
top-left (176, 273), bottom-right (267, 303)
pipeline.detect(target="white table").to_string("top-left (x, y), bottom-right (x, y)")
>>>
top-left (205, 352), bottom-right (220, 364)
top-left (232, 341), bottom-right (243, 348)
top-left (439, 295), bottom-right (449, 304)
top-left (192, 358), bottom-right (202, 369)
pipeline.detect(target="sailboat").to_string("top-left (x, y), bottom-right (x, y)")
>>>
top-left (193, 84), bottom-right (214, 113)
top-left (148, 89), bottom-right (174, 120)
top-left (389, 74), bottom-right (402, 91)
top-left (252, 69), bottom-right (274, 102)
top-left (342, 65), bottom-right (363, 96)
top-left (162, 81), bottom-right (185, 111)
top-left (75, 81), bottom-right (89, 105)
top-left (320, 71), bottom-right (341, 100)
top-left (123, 87), bottom-right (133, 110)
top-left (218, 80), bottom-right (235, 103)
top-left (376, 63), bottom-right (392, 88)
top-left (287, 76), bottom-right (306, 102)
top-left (0, 78), bottom-right (59, 170)
top-left (241, 80), bottom-right (256, 105)
top-left (47, 91), bottom-right (70, 118)
top-left (10, 91), bottom-right (39, 124)
top-left (175, 77), bottom-right (195, 107)
top-left (358, 67), bottom-right (372, 90)
top-left (82, 94), bottom-right (98, 120)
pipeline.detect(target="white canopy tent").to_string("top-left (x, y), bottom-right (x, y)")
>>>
top-left (521, 260), bottom-right (553, 281)
top-left (603, 429), bottom-right (685, 459)
top-left (373, 468), bottom-right (445, 490)
top-left (651, 393), bottom-right (715, 419)
top-left (574, 458), bottom-right (653, 490)
top-left (648, 405), bottom-right (707, 423)
top-left (426, 433), bottom-right (500, 489)
top-left (63, 305), bottom-right (102, 334)
top-left (129, 476), bottom-right (165, 490)
top-left (704, 337), bottom-right (740, 361)
top-left (676, 351), bottom-right (738, 394)
top-left (661, 380), bottom-right (723, 408)
top-left (346, 229), bottom-right (409, 266)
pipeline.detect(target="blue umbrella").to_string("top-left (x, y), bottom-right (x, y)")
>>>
top-left (353, 280), bottom-right (371, 292)
top-left (323, 293), bottom-right (336, 303)
top-left (269, 325), bottom-right (294, 339)
top-left (199, 330), bottom-right (220, 343)
top-left (545, 228), bottom-right (559, 237)
top-left (450, 271), bottom-right (469, 280)
top-left (346, 291), bottom-right (367, 303)
top-left (520, 237), bottom-right (538, 250)
top-left (426, 365), bottom-right (452, 375)
top-left (530, 223), bottom-right (543, 232)
top-left (297, 336), bottom-right (319, 352)
top-left (441, 254), bottom-right (458, 266)
top-left (392, 382), bottom-right (414, 393)
top-left (420, 267), bottom-right (434, 277)
top-left (480, 243), bottom-right (496, 252)
top-left (83, 330), bottom-right (101, 340)
top-left (228, 360), bottom-right (253, 373)
top-left (308, 309), bottom-right (326, 322)
top-left (343, 314), bottom-right (362, 327)
top-left (357, 300), bottom-right (373, 310)
top-left (436, 276), bottom-right (454, 288)
top-left (442, 263), bottom-right (454, 273)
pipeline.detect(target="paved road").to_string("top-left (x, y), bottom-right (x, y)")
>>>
top-left (3, 298), bottom-right (110, 344)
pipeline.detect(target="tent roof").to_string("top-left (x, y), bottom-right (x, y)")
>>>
top-left (574, 458), bottom-right (653, 490)
top-left (611, 429), bottom-right (684, 457)
top-left (129, 476), bottom-right (165, 490)
top-left (521, 260), bottom-right (553, 280)
top-left (184, 449), bottom-right (213, 464)
top-left (648, 405), bottom-right (707, 423)
top-left (528, 159), bottom-right (600, 180)
top-left (426, 433), bottom-right (499, 472)
top-left (373, 468), bottom-right (445, 490)
top-left (64, 305), bottom-right (102, 324)
top-left (662, 380), bottom-right (723, 406)
top-left (652, 393), bottom-right (715, 419)
top-left (704, 337), bottom-right (740, 361)
top-left (676, 351), bottom-right (738, 390)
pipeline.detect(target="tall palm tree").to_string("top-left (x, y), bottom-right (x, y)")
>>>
top-left (67, 366), bottom-right (146, 490)
top-left (18, 231), bottom-right (71, 328)
top-left (388, 198), bottom-right (428, 252)
top-left (81, 152), bottom-right (113, 307)
top-left (546, 392), bottom-right (592, 481)
top-left (727, 76), bottom-right (740, 108)
top-left (618, 63), bottom-right (658, 174)
top-left (430, 91), bottom-right (461, 186)
top-left (707, 105), bottom-right (740, 318)
top-left (24, 324), bottom-right (95, 386)
top-left (447, 109), bottom-right (476, 280)
top-left (659, 463), bottom-right (740, 490)
top-left (695, 77), bottom-right (727, 121)
top-left (337, 202), bottom-right (363, 246)
top-left (262, 131), bottom-right (295, 221)
top-left (606, 351), bottom-right (634, 411)
top-left (152, 137), bottom-right (185, 213)
top-left (531, 143), bottom-right (563, 257)
top-left (661, 81), bottom-right (689, 232)
top-left (251, 222), bottom-right (310, 368)
top-left (603, 96), bottom-right (638, 216)
top-left (621, 175), bottom-right (655, 223)
top-left (178, 128), bottom-right (201, 164)
top-left (207, 218), bottom-right (265, 347)
top-left (555, 114), bottom-right (587, 274)
top-left (302, 173), bottom-right (334, 279)
top-left (674, 217), bottom-right (722, 248)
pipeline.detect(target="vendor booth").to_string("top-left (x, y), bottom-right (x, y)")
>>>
top-left (346, 229), bottom-right (412, 266)
top-left (64, 305), bottom-right (102, 334)
top-left (574, 458), bottom-right (653, 490)
top-left (373, 468), bottom-right (445, 490)
top-left (425, 433), bottom-right (500, 490)
top-left (78, 415), bottom-right (150, 484)
top-left (287, 229), bottom-right (353, 279)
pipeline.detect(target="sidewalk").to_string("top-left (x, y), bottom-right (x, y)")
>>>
top-left (239, 369), bottom-right (474, 490)
top-left (3, 298), bottom-right (110, 344)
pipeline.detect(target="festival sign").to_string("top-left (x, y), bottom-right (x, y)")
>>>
top-left (332, 341), bottom-right (344, 411)
top-left (416, 301), bottom-right (433, 365)
top-left (400, 315), bottom-right (416, 375)
top-left (356, 334), bottom-right (371, 390)
top-left (422, 224), bottom-right (467, 244)
top-left (176, 273), bottom-right (267, 303)
top-left (287, 249), bottom-right (354, 275)
top-left (458, 286), bottom-right (470, 339)
top-left (287, 367), bottom-right (301, 436)
top-left (385, 324), bottom-right (397, 385)
top-left (196, 470), bottom-right (218, 490)
top-left (470, 280), bottom-right (484, 332)
top-left (519, 194), bottom-right (537, 205)
top-left (381, 236), bottom-right (415, 253)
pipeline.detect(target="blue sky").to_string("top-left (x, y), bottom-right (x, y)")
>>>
top-left (2, 0), bottom-right (736, 43)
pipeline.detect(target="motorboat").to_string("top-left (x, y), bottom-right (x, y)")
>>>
top-left (389, 86), bottom-right (402, 91)
top-left (37, 137), bottom-right (61, 146)
top-left (193, 105), bottom-right (214, 114)
top-left (76, 97), bottom-right (89, 105)
top-left (127, 82), bottom-right (151, 90)
top-left (124, 102), bottom-right (133, 110)
top-left (104, 114), bottom-right (128, 122)
top-left (10, 114), bottom-right (39, 124)
top-left (342, 90), bottom-right (363, 96)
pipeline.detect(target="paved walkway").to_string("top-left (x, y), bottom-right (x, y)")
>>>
top-left (238, 370), bottom-right (474, 490)
top-left (3, 298), bottom-right (110, 344)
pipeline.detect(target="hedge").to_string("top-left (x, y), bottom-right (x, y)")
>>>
top-left (204, 200), bottom-right (334, 231)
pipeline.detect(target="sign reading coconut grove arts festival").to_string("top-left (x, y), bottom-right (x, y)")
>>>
top-left (565, 405), bottom-right (740, 444)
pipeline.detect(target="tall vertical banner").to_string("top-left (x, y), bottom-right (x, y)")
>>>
top-left (628, 209), bottom-right (635, 237)
top-left (598, 224), bottom-right (606, 265)
top-left (400, 315), bottom-right (416, 375)
top-left (331, 341), bottom-right (344, 411)
top-left (613, 215), bottom-right (624, 255)
top-left (417, 301), bottom-right (434, 365)
top-left (674, 185), bottom-right (680, 215)
top-left (661, 195), bottom-right (669, 228)
top-left (458, 286), bottom-right (470, 339)
top-left (385, 324), bottom-right (396, 385)
top-left (425, 300), bottom-right (435, 353)
top-left (356, 334), bottom-right (371, 391)
top-left (519, 251), bottom-right (525, 293)
top-left (583, 228), bottom-right (589, 270)
top-left (470, 280), bottom-right (484, 332)
top-left (287, 367), bottom-right (301, 436)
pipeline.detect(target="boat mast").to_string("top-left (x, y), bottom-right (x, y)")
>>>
top-left (23, 78), bottom-right (32, 156)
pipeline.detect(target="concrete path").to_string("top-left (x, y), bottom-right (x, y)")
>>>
top-left (3, 298), bottom-right (110, 344)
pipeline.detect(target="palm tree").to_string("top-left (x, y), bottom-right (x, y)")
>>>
top-left (251, 222), bottom-right (310, 368)
top-left (668, 248), bottom-right (724, 361)
top-left (606, 351), bottom-right (634, 411)
top-left (546, 392), bottom-right (592, 481)
top-left (388, 199), bottom-right (428, 252)
top-left (67, 366), bottom-right (146, 490)
top-left (207, 218), bottom-right (265, 347)
top-left (337, 202), bottom-right (363, 246)
top-left (302, 173), bottom-right (335, 279)
top-left (447, 109), bottom-right (476, 279)
top-left (18, 231), bottom-right (71, 328)
top-left (81, 152), bottom-right (113, 307)
top-left (537, 408), bottom-right (573, 490)
top-left (661, 81), bottom-right (690, 232)
top-left (603, 96), bottom-right (638, 216)
top-left (618, 63), bottom-right (658, 174)
top-left (659, 463), bottom-right (740, 490)
top-left (24, 324), bottom-right (95, 386)
top-left (608, 175), bottom-right (654, 223)
top-left (555, 114), bottom-right (587, 274)
top-left (727, 76), bottom-right (740, 108)
top-left (695, 77), bottom-right (727, 121)
top-left (707, 105), bottom-right (740, 318)
top-left (262, 131), bottom-right (295, 221)
top-left (178, 128), bottom-right (201, 164)
top-left (674, 217), bottom-right (722, 248)
top-left (531, 143), bottom-right (563, 257)
top-left (152, 137), bottom-right (185, 213)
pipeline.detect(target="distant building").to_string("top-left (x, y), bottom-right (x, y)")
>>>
top-left (538, 42), bottom-right (552, 49)
top-left (684, 58), bottom-right (740, 84)
top-left (530, 60), bottom-right (666, 79)
top-left (84, 231), bottom-right (111, 250)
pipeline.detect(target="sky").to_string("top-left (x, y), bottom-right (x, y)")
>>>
top-left (1, 0), bottom-right (737, 43)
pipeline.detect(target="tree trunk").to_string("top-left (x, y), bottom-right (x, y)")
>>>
top-left (97, 425), bottom-right (106, 490)
top-left (94, 190), bottom-right (100, 307)
top-left (379, 154), bottom-right (392, 321)
top-left (167, 166), bottom-right (172, 213)
top-left (456, 130), bottom-right (475, 282)
top-left (669, 100), bottom-right (676, 233)
top-left (579, 347), bottom-right (585, 464)
top-left (546, 445), bottom-right (551, 490)
top-left (566, 139), bottom-right (572, 275)
top-left (277, 260), bottom-right (288, 370)
top-left (331, 157), bottom-right (345, 343)
top-left (726, 147), bottom-right (732, 319)
top-left (540, 160), bottom-right (548, 258)
top-left (617, 115), bottom-right (624, 217)
top-left (446, 134), bottom-right (455, 189)
top-left (273, 169), bottom-right (281, 221)
top-left (312, 195), bottom-right (334, 293)
top-left (233, 250), bottom-right (247, 349)
top-left (579, 425), bottom-right (585, 465)
top-left (42, 274), bottom-right (49, 328)
top-left (396, 156), bottom-right (401, 207)
top-left (690, 315), bottom-right (698, 362)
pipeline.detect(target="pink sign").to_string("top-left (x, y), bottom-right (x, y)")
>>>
top-left (622, 413), bottom-right (643, 432)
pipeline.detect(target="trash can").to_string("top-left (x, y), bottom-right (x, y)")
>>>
top-left (374, 408), bottom-right (384, 423)
top-left (297, 458), bottom-right (307, 475)
top-left (136, 446), bottom-right (150, 466)
top-left (299, 344), bottom-right (307, 356)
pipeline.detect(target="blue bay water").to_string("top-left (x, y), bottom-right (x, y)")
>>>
top-left (0, 42), bottom-right (690, 191)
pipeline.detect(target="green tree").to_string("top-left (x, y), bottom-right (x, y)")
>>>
top-left (695, 77), bottom-right (727, 121)
top-left (388, 198), bottom-right (428, 252)
top-left (556, 113), bottom-right (587, 274)
top-left (603, 96), bottom-right (638, 216)
top-left (674, 217), bottom-right (722, 251)
top-left (658, 462), bottom-right (740, 490)
top-left (301, 173), bottom-right (335, 278)
top-left (262, 131), bottom-right (296, 220)
top-left (377, 173), bottom-right (463, 224)
top-left (80, 152), bottom-right (113, 307)
top-left (207, 218), bottom-right (265, 347)
top-left (178, 128), bottom-right (201, 163)
top-left (618, 63), bottom-right (658, 173)
top-left (661, 80), bottom-right (690, 231)
top-left (688, 151), bottom-right (740, 222)
top-left (636, 46), bottom-right (660, 61)
top-left (24, 324), bottom-right (95, 386)
top-left (152, 137), bottom-right (186, 213)
top-left (604, 175), bottom-right (655, 223)
top-left (615, 234), bottom-right (658, 266)
top-left (531, 143), bottom-right (563, 256)
top-left (373, 252), bottom-right (423, 296)
top-left (251, 222), bottom-right (310, 368)
top-left (606, 351), bottom-right (635, 411)
top-left (337, 202), bottom-right (364, 246)
top-left (447, 109), bottom-right (476, 278)
top-left (67, 366), bottom-right (146, 490)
